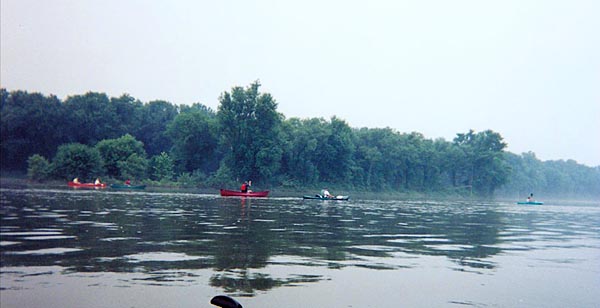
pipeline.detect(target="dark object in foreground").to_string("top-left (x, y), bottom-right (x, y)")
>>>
top-left (211, 295), bottom-right (243, 308)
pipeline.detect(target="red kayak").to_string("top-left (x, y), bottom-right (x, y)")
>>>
top-left (68, 181), bottom-right (107, 188)
top-left (220, 189), bottom-right (269, 197)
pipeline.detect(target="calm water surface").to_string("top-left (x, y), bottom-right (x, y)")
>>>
top-left (1, 188), bottom-right (599, 307)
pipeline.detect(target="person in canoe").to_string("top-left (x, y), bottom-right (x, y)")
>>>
top-left (73, 177), bottom-right (80, 184)
top-left (241, 180), bottom-right (252, 193)
top-left (95, 178), bottom-right (102, 185)
top-left (320, 188), bottom-right (333, 199)
top-left (527, 193), bottom-right (534, 202)
top-left (125, 179), bottom-right (131, 186)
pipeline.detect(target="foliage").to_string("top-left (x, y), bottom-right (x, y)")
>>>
top-left (206, 164), bottom-right (237, 188)
top-left (167, 106), bottom-right (218, 175)
top-left (498, 152), bottom-right (600, 198)
top-left (1, 90), bottom-right (65, 170)
top-left (96, 134), bottom-right (147, 178)
top-left (452, 130), bottom-right (510, 196)
top-left (63, 92), bottom-right (121, 145)
top-left (217, 81), bottom-right (283, 184)
top-left (150, 152), bottom-right (174, 181)
top-left (27, 154), bottom-right (51, 181)
top-left (51, 143), bottom-right (104, 180)
top-left (2, 86), bottom-right (598, 198)
top-left (133, 100), bottom-right (177, 156)
top-left (117, 153), bottom-right (148, 180)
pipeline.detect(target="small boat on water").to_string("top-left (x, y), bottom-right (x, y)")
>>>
top-left (303, 195), bottom-right (349, 201)
top-left (111, 184), bottom-right (146, 190)
top-left (220, 189), bottom-right (269, 197)
top-left (68, 181), bottom-right (107, 188)
top-left (517, 201), bottom-right (544, 205)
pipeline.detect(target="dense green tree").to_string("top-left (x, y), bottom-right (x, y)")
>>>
top-left (118, 153), bottom-right (148, 180)
top-left (110, 94), bottom-right (143, 135)
top-left (352, 127), bottom-right (404, 190)
top-left (280, 118), bottom-right (330, 185)
top-left (149, 152), bottom-right (174, 181)
top-left (134, 100), bottom-right (178, 156)
top-left (51, 143), bottom-right (104, 180)
top-left (167, 105), bottom-right (219, 174)
top-left (0, 88), bottom-right (8, 110)
top-left (95, 134), bottom-right (147, 178)
top-left (316, 117), bottom-right (355, 183)
top-left (2, 86), bottom-right (597, 198)
top-left (453, 130), bottom-right (510, 196)
top-left (1, 90), bottom-right (65, 170)
top-left (27, 154), bottom-right (51, 181)
top-left (217, 81), bottom-right (283, 184)
top-left (63, 92), bottom-right (121, 145)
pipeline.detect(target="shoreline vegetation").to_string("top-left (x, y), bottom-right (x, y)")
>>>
top-left (2, 84), bottom-right (599, 199)
top-left (2, 176), bottom-right (598, 202)
top-left (0, 175), bottom-right (434, 199)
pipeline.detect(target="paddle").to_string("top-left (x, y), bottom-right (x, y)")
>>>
top-left (210, 295), bottom-right (243, 308)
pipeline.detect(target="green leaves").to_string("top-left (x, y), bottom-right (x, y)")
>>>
top-left (217, 81), bottom-right (283, 184)
top-left (150, 152), bottom-right (174, 182)
top-left (51, 143), bottom-right (104, 180)
top-left (3, 86), bottom-right (597, 197)
top-left (96, 134), bottom-right (147, 178)
top-left (167, 107), bottom-right (218, 174)
top-left (27, 154), bottom-right (51, 181)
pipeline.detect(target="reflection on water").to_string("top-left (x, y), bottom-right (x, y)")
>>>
top-left (1, 188), bottom-right (599, 306)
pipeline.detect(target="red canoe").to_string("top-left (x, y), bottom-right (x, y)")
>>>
top-left (220, 189), bottom-right (269, 197)
top-left (68, 181), bottom-right (107, 188)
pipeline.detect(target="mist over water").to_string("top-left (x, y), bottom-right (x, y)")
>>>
top-left (1, 188), bottom-right (599, 307)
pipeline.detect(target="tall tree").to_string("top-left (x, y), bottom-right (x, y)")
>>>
top-left (134, 100), bottom-right (178, 156)
top-left (167, 105), bottom-right (219, 174)
top-left (95, 134), bottom-right (147, 178)
top-left (217, 81), bottom-right (283, 184)
top-left (453, 129), bottom-right (510, 196)
top-left (63, 92), bottom-right (120, 145)
top-left (51, 143), bottom-right (104, 180)
top-left (1, 90), bottom-right (65, 170)
top-left (280, 118), bottom-right (331, 185)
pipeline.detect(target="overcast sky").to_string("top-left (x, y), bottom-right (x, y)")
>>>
top-left (2, 0), bottom-right (599, 166)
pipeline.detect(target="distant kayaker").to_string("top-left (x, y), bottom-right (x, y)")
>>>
top-left (321, 189), bottom-right (332, 199)
top-left (125, 179), bottom-right (131, 186)
top-left (527, 193), bottom-right (534, 202)
top-left (73, 177), bottom-right (80, 184)
top-left (241, 181), bottom-right (251, 193)
top-left (95, 178), bottom-right (102, 185)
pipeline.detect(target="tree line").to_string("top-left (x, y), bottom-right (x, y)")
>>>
top-left (1, 83), bottom-right (599, 197)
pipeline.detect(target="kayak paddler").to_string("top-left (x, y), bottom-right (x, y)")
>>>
top-left (320, 189), bottom-right (332, 199)
top-left (527, 193), bottom-right (534, 202)
top-left (241, 180), bottom-right (251, 193)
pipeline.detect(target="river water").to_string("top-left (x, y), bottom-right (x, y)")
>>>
top-left (1, 187), bottom-right (599, 308)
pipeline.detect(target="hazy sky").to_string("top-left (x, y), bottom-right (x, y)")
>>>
top-left (2, 0), bottom-right (599, 166)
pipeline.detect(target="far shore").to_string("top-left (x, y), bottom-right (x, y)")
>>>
top-left (0, 175), bottom-right (460, 200)
top-left (4, 176), bottom-right (597, 202)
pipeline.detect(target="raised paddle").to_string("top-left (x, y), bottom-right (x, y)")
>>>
top-left (210, 295), bottom-right (243, 308)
